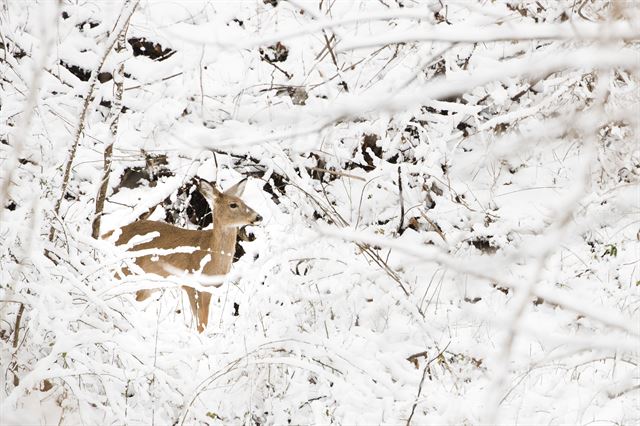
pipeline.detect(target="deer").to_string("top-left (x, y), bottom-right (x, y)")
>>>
top-left (105, 179), bottom-right (262, 333)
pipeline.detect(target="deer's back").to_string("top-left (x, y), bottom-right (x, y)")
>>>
top-left (111, 220), bottom-right (213, 276)
top-left (114, 220), bottom-right (211, 249)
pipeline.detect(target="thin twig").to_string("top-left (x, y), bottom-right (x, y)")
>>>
top-left (322, 30), bottom-right (339, 68)
top-left (406, 342), bottom-right (450, 426)
top-left (124, 71), bottom-right (182, 91)
top-left (397, 165), bottom-right (404, 234)
top-left (264, 58), bottom-right (292, 79)
top-left (12, 303), bottom-right (25, 349)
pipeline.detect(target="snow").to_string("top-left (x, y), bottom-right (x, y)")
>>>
top-left (1, 0), bottom-right (639, 425)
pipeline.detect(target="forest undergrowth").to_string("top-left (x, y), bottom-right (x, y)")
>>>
top-left (1, 1), bottom-right (639, 424)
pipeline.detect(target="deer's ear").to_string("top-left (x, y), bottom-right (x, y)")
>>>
top-left (198, 180), bottom-right (222, 200)
top-left (224, 178), bottom-right (247, 197)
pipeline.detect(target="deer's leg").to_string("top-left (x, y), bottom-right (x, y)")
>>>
top-left (184, 286), bottom-right (201, 330)
top-left (197, 290), bottom-right (212, 333)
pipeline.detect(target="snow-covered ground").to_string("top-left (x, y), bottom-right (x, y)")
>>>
top-left (1, 1), bottom-right (639, 424)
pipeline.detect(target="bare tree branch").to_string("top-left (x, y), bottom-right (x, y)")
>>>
top-left (49, 0), bottom-right (139, 243)
top-left (92, 18), bottom-right (130, 239)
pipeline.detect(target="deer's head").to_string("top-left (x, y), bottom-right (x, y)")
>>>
top-left (198, 179), bottom-right (262, 228)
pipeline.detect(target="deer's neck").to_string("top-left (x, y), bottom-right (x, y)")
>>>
top-left (203, 221), bottom-right (237, 276)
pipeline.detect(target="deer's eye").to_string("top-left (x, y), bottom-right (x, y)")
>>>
top-left (229, 203), bottom-right (238, 209)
